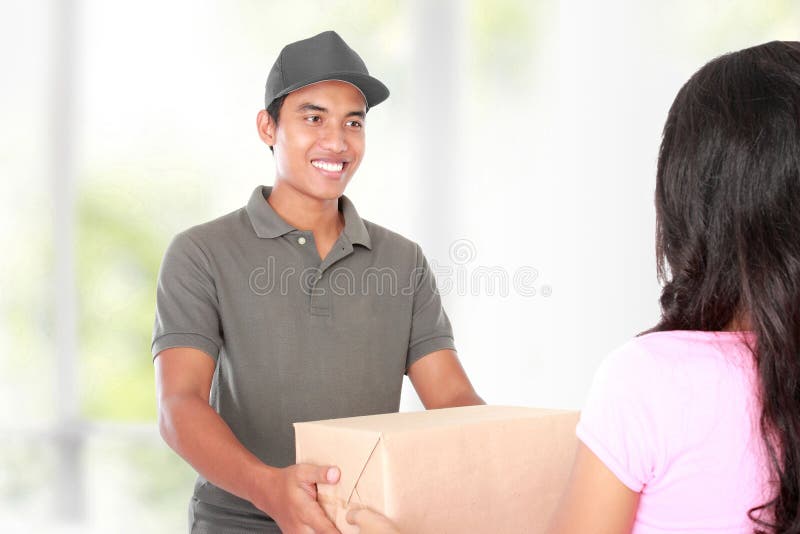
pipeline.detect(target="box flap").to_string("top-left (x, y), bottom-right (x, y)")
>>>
top-left (343, 432), bottom-right (382, 506)
top-left (293, 422), bottom-right (383, 506)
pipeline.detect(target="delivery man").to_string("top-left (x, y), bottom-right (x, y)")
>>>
top-left (151, 30), bottom-right (483, 533)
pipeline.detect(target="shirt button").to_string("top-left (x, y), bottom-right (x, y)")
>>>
top-left (297, 236), bottom-right (307, 245)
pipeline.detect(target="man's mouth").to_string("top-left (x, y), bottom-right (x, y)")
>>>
top-left (311, 159), bottom-right (346, 173)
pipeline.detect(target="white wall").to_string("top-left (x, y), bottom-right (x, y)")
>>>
top-left (2, 0), bottom-right (799, 531)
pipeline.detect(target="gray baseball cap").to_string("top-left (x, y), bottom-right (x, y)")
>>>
top-left (265, 30), bottom-right (390, 111)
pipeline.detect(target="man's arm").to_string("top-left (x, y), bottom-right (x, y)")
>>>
top-left (547, 442), bottom-right (640, 534)
top-left (155, 347), bottom-right (340, 534)
top-left (407, 349), bottom-right (484, 409)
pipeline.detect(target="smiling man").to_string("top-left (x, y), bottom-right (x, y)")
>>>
top-left (151, 31), bottom-right (483, 533)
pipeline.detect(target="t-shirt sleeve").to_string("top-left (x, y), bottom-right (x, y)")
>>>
top-left (576, 345), bottom-right (660, 492)
top-left (151, 231), bottom-right (223, 362)
top-left (405, 244), bottom-right (456, 372)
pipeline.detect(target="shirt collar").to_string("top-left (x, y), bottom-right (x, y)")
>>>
top-left (339, 192), bottom-right (372, 250)
top-left (245, 185), bottom-right (372, 249)
top-left (246, 186), bottom-right (294, 238)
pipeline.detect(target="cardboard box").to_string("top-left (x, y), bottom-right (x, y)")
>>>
top-left (294, 405), bottom-right (578, 534)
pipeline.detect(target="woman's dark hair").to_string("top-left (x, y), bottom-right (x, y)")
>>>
top-left (648, 41), bottom-right (800, 532)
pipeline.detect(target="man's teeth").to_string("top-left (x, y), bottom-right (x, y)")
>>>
top-left (312, 160), bottom-right (344, 172)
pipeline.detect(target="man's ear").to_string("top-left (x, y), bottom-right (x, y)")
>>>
top-left (256, 109), bottom-right (276, 148)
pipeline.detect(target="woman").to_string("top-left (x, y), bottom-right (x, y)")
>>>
top-left (550, 41), bottom-right (800, 533)
top-left (349, 40), bottom-right (800, 533)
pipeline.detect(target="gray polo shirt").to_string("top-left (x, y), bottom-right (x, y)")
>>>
top-left (151, 185), bottom-right (455, 516)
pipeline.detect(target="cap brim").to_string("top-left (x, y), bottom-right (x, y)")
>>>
top-left (271, 72), bottom-right (390, 110)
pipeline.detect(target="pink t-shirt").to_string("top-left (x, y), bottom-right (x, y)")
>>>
top-left (576, 330), bottom-right (773, 533)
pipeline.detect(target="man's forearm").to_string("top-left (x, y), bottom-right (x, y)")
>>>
top-left (158, 394), bottom-right (276, 509)
top-left (440, 390), bottom-right (485, 408)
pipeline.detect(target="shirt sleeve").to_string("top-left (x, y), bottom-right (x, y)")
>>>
top-left (575, 345), bottom-right (660, 492)
top-left (151, 231), bottom-right (223, 362)
top-left (405, 244), bottom-right (456, 373)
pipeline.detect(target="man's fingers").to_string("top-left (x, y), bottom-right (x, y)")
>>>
top-left (298, 463), bottom-right (340, 485)
top-left (322, 465), bottom-right (340, 484)
top-left (304, 504), bottom-right (340, 534)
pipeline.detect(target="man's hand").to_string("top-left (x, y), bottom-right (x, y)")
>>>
top-left (254, 463), bottom-right (342, 534)
top-left (155, 349), bottom-right (340, 533)
top-left (346, 506), bottom-right (400, 534)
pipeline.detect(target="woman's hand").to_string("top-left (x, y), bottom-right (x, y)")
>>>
top-left (345, 506), bottom-right (400, 534)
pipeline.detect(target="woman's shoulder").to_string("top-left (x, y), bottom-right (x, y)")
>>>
top-left (595, 330), bottom-right (751, 387)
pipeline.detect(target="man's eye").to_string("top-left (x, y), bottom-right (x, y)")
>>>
top-left (347, 120), bottom-right (363, 128)
top-left (305, 116), bottom-right (321, 123)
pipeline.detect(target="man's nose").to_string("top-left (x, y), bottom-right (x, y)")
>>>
top-left (318, 124), bottom-right (348, 153)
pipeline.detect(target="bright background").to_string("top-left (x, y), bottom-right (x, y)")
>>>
top-left (2, 0), bottom-right (798, 531)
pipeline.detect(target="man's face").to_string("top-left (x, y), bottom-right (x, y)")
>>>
top-left (269, 80), bottom-right (367, 201)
